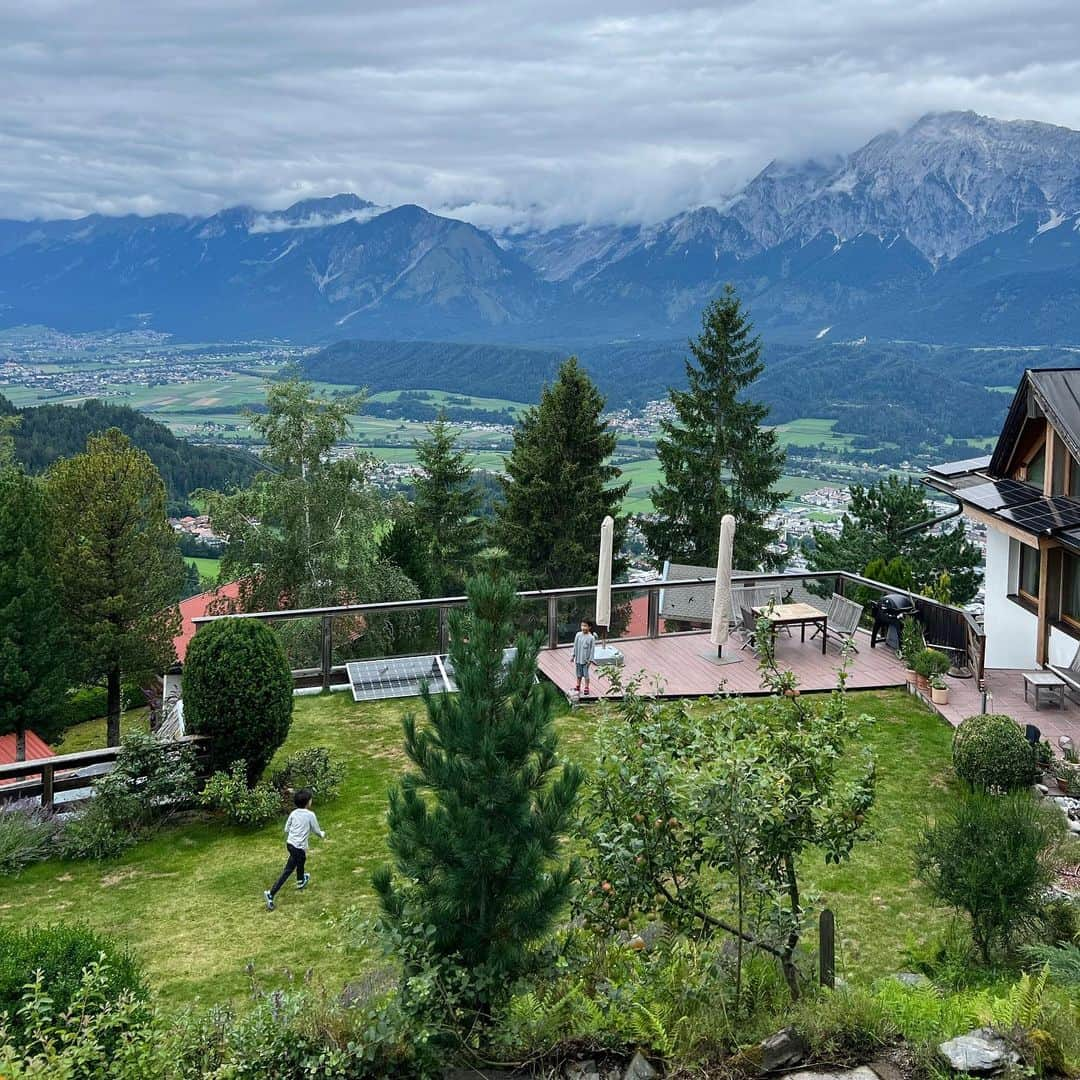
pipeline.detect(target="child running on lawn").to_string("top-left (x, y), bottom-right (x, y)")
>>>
top-left (572, 618), bottom-right (597, 697)
top-left (264, 788), bottom-right (325, 911)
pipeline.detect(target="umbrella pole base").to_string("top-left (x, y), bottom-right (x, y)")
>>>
top-left (700, 646), bottom-right (744, 667)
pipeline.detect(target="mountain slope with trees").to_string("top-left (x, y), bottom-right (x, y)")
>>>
top-left (0, 395), bottom-right (260, 512)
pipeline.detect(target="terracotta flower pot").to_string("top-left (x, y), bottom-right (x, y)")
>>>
top-left (916, 674), bottom-right (930, 692)
top-left (905, 668), bottom-right (918, 686)
top-left (931, 686), bottom-right (949, 705)
top-left (1057, 775), bottom-right (1073, 793)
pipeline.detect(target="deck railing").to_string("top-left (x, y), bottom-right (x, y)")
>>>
top-left (193, 570), bottom-right (985, 691)
top-left (0, 735), bottom-right (210, 813)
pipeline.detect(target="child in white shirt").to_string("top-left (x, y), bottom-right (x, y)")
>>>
top-left (264, 788), bottom-right (325, 911)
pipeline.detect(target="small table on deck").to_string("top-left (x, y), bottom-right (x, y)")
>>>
top-left (1023, 671), bottom-right (1066, 711)
top-left (754, 602), bottom-right (828, 654)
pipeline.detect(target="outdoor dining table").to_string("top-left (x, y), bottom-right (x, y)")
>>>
top-left (753, 602), bottom-right (828, 654)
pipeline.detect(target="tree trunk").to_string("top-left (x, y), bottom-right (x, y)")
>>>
top-left (107, 666), bottom-right (122, 748)
top-left (15, 725), bottom-right (26, 762)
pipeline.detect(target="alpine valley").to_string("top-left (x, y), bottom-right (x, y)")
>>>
top-left (3, 111), bottom-right (1080, 345)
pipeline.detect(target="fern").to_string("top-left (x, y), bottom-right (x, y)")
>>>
top-left (983, 965), bottom-right (1050, 1030)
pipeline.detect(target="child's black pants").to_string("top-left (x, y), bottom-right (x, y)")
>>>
top-left (270, 843), bottom-right (306, 897)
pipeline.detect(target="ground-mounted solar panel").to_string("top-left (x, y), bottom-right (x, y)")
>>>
top-left (959, 478), bottom-right (1042, 512)
top-left (928, 455), bottom-right (992, 479)
top-left (346, 648), bottom-right (524, 702)
top-left (998, 495), bottom-right (1080, 535)
top-left (346, 655), bottom-right (452, 702)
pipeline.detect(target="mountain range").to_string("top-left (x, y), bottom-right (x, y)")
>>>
top-left (2, 111), bottom-right (1080, 344)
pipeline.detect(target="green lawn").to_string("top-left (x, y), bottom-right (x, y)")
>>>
top-left (1, 688), bottom-right (955, 1007)
top-left (772, 418), bottom-right (856, 450)
top-left (186, 557), bottom-right (221, 582)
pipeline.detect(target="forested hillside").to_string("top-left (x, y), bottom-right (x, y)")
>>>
top-left (0, 395), bottom-right (261, 512)
top-left (307, 337), bottom-right (1068, 447)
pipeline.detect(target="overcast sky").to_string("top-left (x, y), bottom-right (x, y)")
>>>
top-left (4, 0), bottom-right (1080, 229)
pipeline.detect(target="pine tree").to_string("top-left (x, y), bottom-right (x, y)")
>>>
top-left (46, 428), bottom-right (184, 747)
top-left (493, 357), bottom-right (628, 588)
top-left (412, 414), bottom-right (483, 594)
top-left (643, 287), bottom-right (786, 570)
top-left (0, 437), bottom-right (70, 760)
top-left (373, 574), bottom-right (582, 1009)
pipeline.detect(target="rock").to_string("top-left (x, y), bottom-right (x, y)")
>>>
top-left (938, 1029), bottom-right (1021, 1074)
top-left (787, 1069), bottom-right (878, 1080)
top-left (622, 1052), bottom-right (659, 1080)
top-left (1035, 783), bottom-right (1049, 795)
top-left (867, 1060), bottom-right (905, 1080)
top-left (892, 971), bottom-right (932, 988)
top-left (761, 1027), bottom-right (810, 1072)
top-left (565, 1062), bottom-right (599, 1079)
top-left (1068, 818), bottom-right (1080, 834)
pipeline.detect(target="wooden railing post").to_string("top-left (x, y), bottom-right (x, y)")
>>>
top-left (437, 606), bottom-right (450, 654)
top-left (320, 616), bottom-right (333, 693)
top-left (819, 908), bottom-right (835, 988)
top-left (647, 587), bottom-right (660, 639)
top-left (40, 763), bottom-right (54, 812)
top-left (547, 596), bottom-right (559, 650)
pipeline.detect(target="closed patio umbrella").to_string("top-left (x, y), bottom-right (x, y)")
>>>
top-left (595, 515), bottom-right (614, 636)
top-left (709, 514), bottom-right (736, 656)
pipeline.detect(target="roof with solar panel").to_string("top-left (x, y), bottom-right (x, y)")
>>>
top-left (924, 368), bottom-right (1080, 550)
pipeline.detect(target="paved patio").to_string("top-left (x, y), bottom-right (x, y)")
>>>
top-left (536, 629), bottom-right (1080, 743)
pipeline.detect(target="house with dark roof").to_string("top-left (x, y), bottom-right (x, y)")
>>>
top-left (925, 368), bottom-right (1080, 670)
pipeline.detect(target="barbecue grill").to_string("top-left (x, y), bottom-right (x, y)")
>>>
top-left (869, 593), bottom-right (918, 649)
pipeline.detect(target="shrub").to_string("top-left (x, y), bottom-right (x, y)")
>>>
top-left (199, 762), bottom-right (282, 828)
top-left (916, 791), bottom-right (1065, 962)
top-left (913, 648), bottom-right (950, 679)
top-left (183, 618), bottom-right (293, 785)
top-left (787, 986), bottom-right (899, 1061)
top-left (60, 732), bottom-right (196, 860)
top-left (0, 924), bottom-right (146, 1046)
top-left (0, 801), bottom-right (61, 874)
top-left (271, 746), bottom-right (344, 801)
top-left (65, 682), bottom-right (147, 728)
top-left (952, 713), bottom-right (1038, 792)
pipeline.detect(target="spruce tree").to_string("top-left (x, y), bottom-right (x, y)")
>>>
top-left (412, 413), bottom-right (483, 594)
top-left (373, 574), bottom-right (582, 1009)
top-left (46, 429), bottom-right (184, 747)
top-left (0, 441), bottom-right (70, 759)
top-left (644, 286), bottom-right (786, 570)
top-left (493, 357), bottom-right (628, 588)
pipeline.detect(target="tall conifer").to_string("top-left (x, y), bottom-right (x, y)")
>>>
top-left (46, 429), bottom-right (184, 747)
top-left (0, 435), bottom-right (69, 760)
top-left (644, 286), bottom-right (786, 570)
top-left (493, 357), bottom-right (628, 588)
top-left (413, 414), bottom-right (483, 593)
top-left (373, 574), bottom-right (581, 1008)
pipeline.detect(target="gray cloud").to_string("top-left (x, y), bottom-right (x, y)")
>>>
top-left (3, 0), bottom-right (1080, 228)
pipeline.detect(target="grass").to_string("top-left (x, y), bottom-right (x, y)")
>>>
top-left (3, 686), bottom-right (956, 1007)
top-left (186, 557), bottom-right (221, 582)
top-left (772, 418), bottom-right (856, 450)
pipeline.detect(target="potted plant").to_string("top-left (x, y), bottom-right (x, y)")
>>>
top-left (899, 616), bottom-right (923, 686)
top-left (930, 674), bottom-right (949, 705)
top-left (1055, 746), bottom-right (1079, 793)
top-left (914, 648), bottom-right (950, 693)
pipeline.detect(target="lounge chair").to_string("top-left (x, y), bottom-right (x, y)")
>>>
top-left (1048, 642), bottom-right (1080, 700)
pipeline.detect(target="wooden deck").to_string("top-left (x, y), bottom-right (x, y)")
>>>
top-left (537, 629), bottom-right (904, 699)
top-left (536, 629), bottom-right (1080, 742)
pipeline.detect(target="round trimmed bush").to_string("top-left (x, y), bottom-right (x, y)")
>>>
top-left (952, 713), bottom-right (1037, 792)
top-left (0, 923), bottom-right (145, 1042)
top-left (183, 617), bottom-right (293, 785)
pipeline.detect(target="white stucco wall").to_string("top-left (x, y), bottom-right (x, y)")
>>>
top-left (983, 525), bottom-right (1038, 669)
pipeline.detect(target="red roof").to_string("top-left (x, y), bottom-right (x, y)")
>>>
top-left (174, 580), bottom-right (243, 663)
top-left (0, 732), bottom-right (55, 785)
